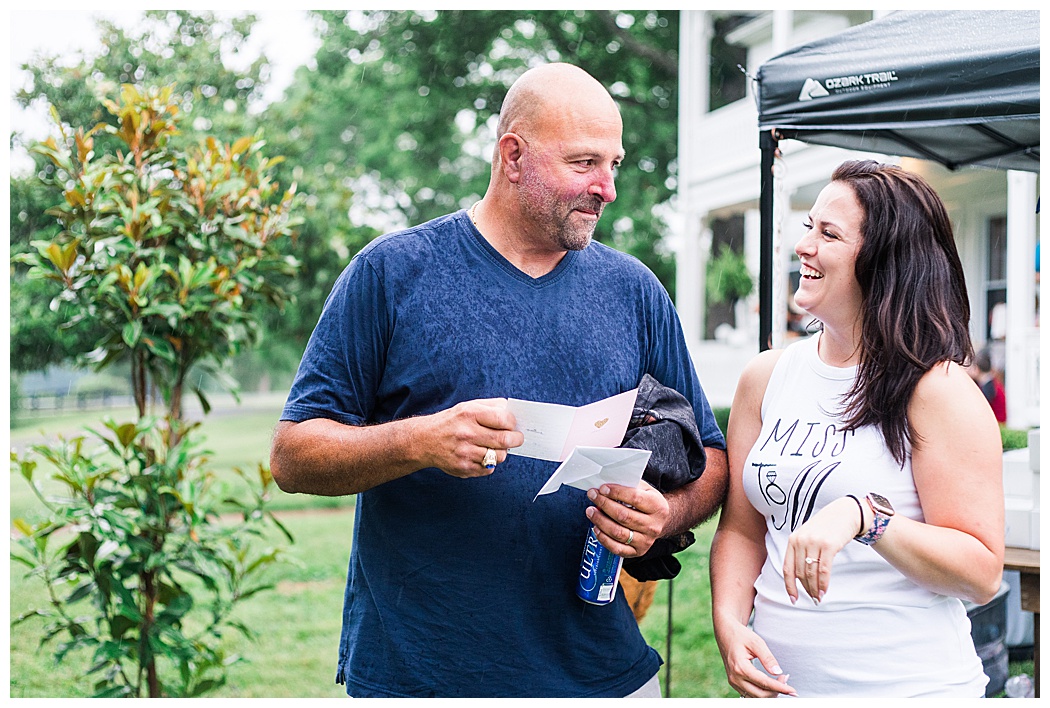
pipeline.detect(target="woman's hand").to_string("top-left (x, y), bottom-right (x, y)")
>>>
top-left (717, 621), bottom-right (797, 698)
top-left (782, 496), bottom-right (864, 604)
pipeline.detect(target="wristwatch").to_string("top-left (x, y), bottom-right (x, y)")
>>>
top-left (854, 493), bottom-right (894, 546)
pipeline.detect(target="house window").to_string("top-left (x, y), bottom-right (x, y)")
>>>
top-left (709, 15), bottom-right (752, 111)
top-left (986, 215), bottom-right (1007, 342)
top-left (705, 214), bottom-right (746, 338)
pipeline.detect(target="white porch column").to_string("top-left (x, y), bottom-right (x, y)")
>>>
top-left (676, 211), bottom-right (704, 345)
top-left (772, 9), bottom-right (793, 52)
top-left (676, 11), bottom-right (712, 345)
top-left (1004, 170), bottom-right (1039, 428)
top-left (768, 10), bottom-right (793, 350)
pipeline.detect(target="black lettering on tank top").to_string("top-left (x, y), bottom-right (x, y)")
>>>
top-left (753, 417), bottom-right (854, 531)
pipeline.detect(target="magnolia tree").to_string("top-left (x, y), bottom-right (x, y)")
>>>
top-left (11, 84), bottom-right (301, 697)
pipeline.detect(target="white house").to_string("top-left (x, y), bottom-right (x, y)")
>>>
top-left (675, 10), bottom-right (1040, 428)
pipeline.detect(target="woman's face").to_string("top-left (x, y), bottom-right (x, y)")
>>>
top-left (793, 180), bottom-right (865, 327)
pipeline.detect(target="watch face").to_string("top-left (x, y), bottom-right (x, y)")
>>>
top-left (868, 493), bottom-right (894, 516)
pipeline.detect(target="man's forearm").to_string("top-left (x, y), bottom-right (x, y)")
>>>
top-left (270, 417), bottom-right (428, 496)
top-left (269, 400), bottom-right (525, 497)
top-left (661, 446), bottom-right (729, 536)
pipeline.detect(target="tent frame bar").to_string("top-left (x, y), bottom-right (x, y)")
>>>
top-left (758, 130), bottom-right (778, 352)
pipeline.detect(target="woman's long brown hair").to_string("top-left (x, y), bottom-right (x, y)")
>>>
top-left (831, 160), bottom-right (974, 466)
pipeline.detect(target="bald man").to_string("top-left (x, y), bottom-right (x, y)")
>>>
top-left (271, 63), bottom-right (728, 698)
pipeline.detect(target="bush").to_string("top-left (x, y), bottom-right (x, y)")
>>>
top-left (1001, 427), bottom-right (1030, 451)
top-left (713, 407), bottom-right (731, 437)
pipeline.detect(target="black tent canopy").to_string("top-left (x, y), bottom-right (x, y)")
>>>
top-left (754, 10), bottom-right (1040, 350)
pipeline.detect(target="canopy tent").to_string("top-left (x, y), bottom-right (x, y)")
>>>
top-left (754, 10), bottom-right (1040, 350)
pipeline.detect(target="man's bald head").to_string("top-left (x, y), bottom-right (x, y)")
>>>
top-left (479, 63), bottom-right (624, 259)
top-left (495, 63), bottom-right (621, 152)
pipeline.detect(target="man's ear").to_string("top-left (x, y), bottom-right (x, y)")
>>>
top-left (499, 133), bottom-right (527, 184)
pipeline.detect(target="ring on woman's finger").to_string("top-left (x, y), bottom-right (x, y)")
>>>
top-left (482, 448), bottom-right (497, 469)
top-left (805, 556), bottom-right (818, 565)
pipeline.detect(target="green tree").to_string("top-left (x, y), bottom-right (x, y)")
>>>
top-left (11, 84), bottom-right (299, 697)
top-left (260, 9), bottom-right (681, 354)
top-left (13, 11), bottom-right (686, 385)
top-left (10, 11), bottom-right (272, 378)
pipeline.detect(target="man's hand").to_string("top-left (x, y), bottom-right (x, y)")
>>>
top-left (420, 398), bottom-right (525, 478)
top-left (584, 481), bottom-right (669, 557)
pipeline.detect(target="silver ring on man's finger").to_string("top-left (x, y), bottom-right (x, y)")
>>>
top-left (483, 448), bottom-right (497, 469)
top-left (626, 529), bottom-right (634, 545)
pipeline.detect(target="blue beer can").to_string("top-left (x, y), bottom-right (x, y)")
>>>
top-left (576, 525), bottom-right (623, 605)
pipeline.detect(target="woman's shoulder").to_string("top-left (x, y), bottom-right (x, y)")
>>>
top-left (910, 360), bottom-right (998, 429)
top-left (734, 348), bottom-right (785, 408)
top-left (913, 360), bottom-right (983, 402)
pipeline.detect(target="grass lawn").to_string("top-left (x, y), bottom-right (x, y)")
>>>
top-left (7, 400), bottom-right (1034, 697)
top-left (638, 520), bottom-right (738, 697)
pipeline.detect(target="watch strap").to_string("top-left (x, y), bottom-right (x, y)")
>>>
top-left (855, 495), bottom-right (891, 546)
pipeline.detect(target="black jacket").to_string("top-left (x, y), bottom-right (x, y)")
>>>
top-left (619, 374), bottom-right (709, 581)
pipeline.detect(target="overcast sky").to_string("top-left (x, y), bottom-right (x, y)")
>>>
top-left (6, 9), bottom-right (319, 173)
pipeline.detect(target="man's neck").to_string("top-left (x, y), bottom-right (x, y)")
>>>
top-left (470, 199), bottom-right (568, 279)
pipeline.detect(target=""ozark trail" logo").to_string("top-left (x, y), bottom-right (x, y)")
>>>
top-left (798, 70), bottom-right (899, 101)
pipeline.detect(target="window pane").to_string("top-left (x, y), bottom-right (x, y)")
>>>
top-left (988, 215), bottom-right (1007, 282)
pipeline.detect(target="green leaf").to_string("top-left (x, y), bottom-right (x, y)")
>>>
top-left (108, 615), bottom-right (137, 640)
top-left (13, 518), bottom-right (35, 538)
top-left (142, 335), bottom-right (177, 365)
top-left (45, 240), bottom-right (80, 273)
top-left (194, 387), bottom-right (212, 415)
top-left (93, 683), bottom-right (132, 698)
top-left (65, 581), bottom-right (96, 604)
top-left (236, 583), bottom-right (275, 602)
top-left (158, 593), bottom-right (193, 622)
top-left (121, 320), bottom-right (142, 348)
top-left (189, 678), bottom-right (223, 697)
top-left (114, 422), bottom-right (139, 449)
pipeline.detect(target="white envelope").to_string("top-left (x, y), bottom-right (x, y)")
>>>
top-left (534, 446), bottom-right (652, 500)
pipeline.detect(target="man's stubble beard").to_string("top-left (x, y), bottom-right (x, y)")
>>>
top-left (517, 167), bottom-right (601, 252)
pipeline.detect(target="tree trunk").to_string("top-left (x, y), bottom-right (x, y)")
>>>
top-left (141, 568), bottom-right (161, 697)
top-left (132, 350), bottom-right (148, 418)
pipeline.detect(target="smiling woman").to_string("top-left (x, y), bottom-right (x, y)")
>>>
top-left (711, 160), bottom-right (1004, 699)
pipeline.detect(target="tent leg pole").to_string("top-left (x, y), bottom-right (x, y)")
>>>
top-left (758, 131), bottom-right (778, 352)
top-left (665, 577), bottom-right (673, 697)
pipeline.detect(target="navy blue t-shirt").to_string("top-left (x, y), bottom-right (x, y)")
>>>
top-left (281, 210), bottom-right (725, 697)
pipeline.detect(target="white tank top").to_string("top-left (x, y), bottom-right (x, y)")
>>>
top-left (742, 333), bottom-right (987, 697)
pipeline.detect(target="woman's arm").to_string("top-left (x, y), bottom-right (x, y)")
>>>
top-left (710, 349), bottom-right (796, 697)
top-left (874, 361), bottom-right (1004, 604)
top-left (784, 361), bottom-right (1005, 606)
